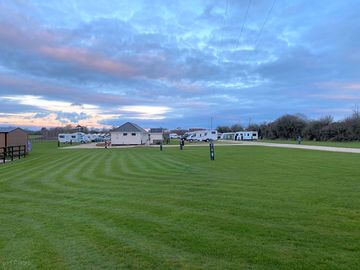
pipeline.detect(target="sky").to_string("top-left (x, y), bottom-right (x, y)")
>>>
top-left (0, 0), bottom-right (359, 130)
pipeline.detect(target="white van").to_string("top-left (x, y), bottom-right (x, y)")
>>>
top-left (169, 133), bottom-right (179, 139)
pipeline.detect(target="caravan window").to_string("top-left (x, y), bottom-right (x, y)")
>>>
top-left (131, 133), bottom-right (136, 136)
top-left (71, 135), bottom-right (76, 138)
top-left (253, 133), bottom-right (257, 136)
top-left (123, 133), bottom-right (128, 136)
top-left (211, 131), bottom-right (216, 134)
top-left (59, 135), bottom-right (64, 138)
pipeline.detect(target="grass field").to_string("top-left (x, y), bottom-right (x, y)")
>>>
top-left (0, 142), bottom-right (359, 269)
top-left (259, 139), bottom-right (360, 148)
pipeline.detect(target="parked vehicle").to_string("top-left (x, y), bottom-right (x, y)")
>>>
top-left (184, 130), bottom-right (218, 142)
top-left (169, 133), bottom-right (179, 139)
top-left (234, 131), bottom-right (258, 141)
top-left (58, 133), bottom-right (73, 143)
top-left (58, 132), bottom-right (90, 143)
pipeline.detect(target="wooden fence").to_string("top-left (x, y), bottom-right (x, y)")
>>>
top-left (0, 145), bottom-right (27, 163)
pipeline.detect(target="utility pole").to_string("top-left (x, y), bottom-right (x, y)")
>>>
top-left (210, 117), bottom-right (213, 130)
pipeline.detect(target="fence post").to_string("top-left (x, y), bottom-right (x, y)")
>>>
top-left (2, 148), bottom-right (5, 163)
top-left (24, 145), bottom-right (26, 158)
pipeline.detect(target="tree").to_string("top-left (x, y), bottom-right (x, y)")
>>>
top-left (230, 124), bottom-right (243, 132)
top-left (303, 116), bottom-right (333, 141)
top-left (217, 126), bottom-right (232, 133)
top-left (272, 114), bottom-right (307, 139)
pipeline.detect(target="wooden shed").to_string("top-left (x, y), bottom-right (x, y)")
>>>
top-left (0, 127), bottom-right (28, 152)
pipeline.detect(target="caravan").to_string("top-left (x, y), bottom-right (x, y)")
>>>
top-left (58, 133), bottom-right (72, 143)
top-left (185, 130), bottom-right (218, 142)
top-left (58, 132), bottom-right (90, 143)
top-left (234, 131), bottom-right (258, 141)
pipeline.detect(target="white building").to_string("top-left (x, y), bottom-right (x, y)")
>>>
top-left (111, 122), bottom-right (149, 145)
top-left (149, 128), bottom-right (164, 144)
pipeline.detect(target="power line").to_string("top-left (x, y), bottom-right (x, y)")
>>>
top-left (238, 0), bottom-right (252, 45)
top-left (253, 0), bottom-right (277, 48)
top-left (243, 0), bottom-right (277, 64)
top-left (220, 0), bottom-right (229, 44)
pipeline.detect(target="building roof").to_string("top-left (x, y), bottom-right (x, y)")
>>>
top-left (0, 127), bottom-right (22, 133)
top-left (112, 122), bottom-right (147, 133)
top-left (169, 129), bottom-right (188, 135)
top-left (149, 128), bottom-right (164, 133)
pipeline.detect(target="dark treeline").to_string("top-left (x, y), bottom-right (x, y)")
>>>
top-left (28, 125), bottom-right (110, 138)
top-left (217, 110), bottom-right (360, 141)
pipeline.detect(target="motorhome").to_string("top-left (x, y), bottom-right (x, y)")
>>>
top-left (58, 133), bottom-right (72, 143)
top-left (234, 131), bottom-right (258, 141)
top-left (58, 132), bottom-right (90, 143)
top-left (185, 130), bottom-right (218, 142)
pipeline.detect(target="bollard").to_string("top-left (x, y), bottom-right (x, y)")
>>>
top-left (58, 141), bottom-right (60, 147)
top-left (180, 140), bottom-right (183, 150)
top-left (209, 142), bottom-right (215, 160)
top-left (160, 143), bottom-right (163, 151)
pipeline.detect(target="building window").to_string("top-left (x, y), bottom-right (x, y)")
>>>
top-left (123, 133), bottom-right (128, 136)
top-left (131, 133), bottom-right (136, 136)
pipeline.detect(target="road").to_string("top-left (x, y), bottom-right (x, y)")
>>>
top-left (63, 141), bottom-right (360, 154)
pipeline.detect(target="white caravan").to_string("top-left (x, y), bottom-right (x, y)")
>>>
top-left (58, 132), bottom-right (90, 143)
top-left (186, 130), bottom-right (218, 142)
top-left (58, 133), bottom-right (73, 143)
top-left (234, 131), bottom-right (258, 141)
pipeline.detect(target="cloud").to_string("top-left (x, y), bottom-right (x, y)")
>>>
top-left (119, 105), bottom-right (172, 120)
top-left (1, 0), bottom-right (360, 128)
top-left (1, 95), bottom-right (100, 114)
top-left (56, 112), bottom-right (89, 123)
top-left (39, 46), bottom-right (136, 77)
top-left (315, 81), bottom-right (360, 91)
top-left (0, 95), bottom-right (119, 128)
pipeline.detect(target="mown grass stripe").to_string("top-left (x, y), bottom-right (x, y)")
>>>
top-left (1, 142), bottom-right (359, 269)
